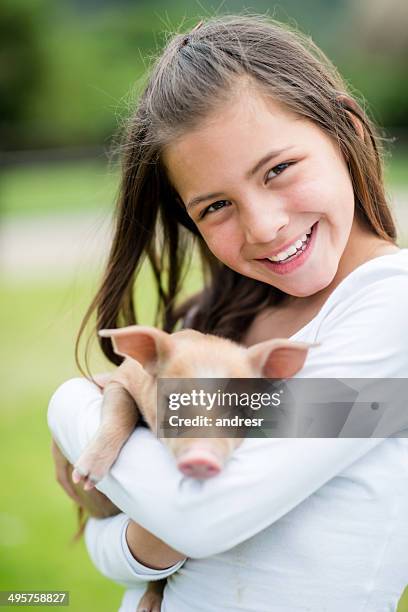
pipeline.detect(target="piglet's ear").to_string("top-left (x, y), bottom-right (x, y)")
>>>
top-left (99, 325), bottom-right (173, 370)
top-left (246, 338), bottom-right (320, 379)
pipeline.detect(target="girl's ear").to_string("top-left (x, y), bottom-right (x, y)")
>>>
top-left (99, 326), bottom-right (173, 370)
top-left (336, 94), bottom-right (365, 142)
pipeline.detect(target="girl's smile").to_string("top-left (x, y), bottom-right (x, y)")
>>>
top-left (255, 219), bottom-right (319, 275)
top-left (163, 85), bottom-right (363, 299)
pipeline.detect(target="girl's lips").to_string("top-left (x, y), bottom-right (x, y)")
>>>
top-left (257, 221), bottom-right (319, 275)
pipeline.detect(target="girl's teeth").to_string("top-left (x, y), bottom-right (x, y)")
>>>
top-left (267, 225), bottom-right (314, 263)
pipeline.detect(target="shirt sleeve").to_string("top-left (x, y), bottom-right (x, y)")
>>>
top-left (84, 513), bottom-right (186, 587)
top-left (48, 383), bottom-right (381, 560)
top-left (48, 274), bottom-right (408, 559)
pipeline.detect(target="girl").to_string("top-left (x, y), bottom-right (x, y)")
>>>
top-left (48, 14), bottom-right (408, 612)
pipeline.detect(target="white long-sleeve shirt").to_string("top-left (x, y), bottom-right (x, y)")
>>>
top-left (48, 249), bottom-right (408, 612)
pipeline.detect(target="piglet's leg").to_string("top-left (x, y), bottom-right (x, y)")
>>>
top-left (72, 382), bottom-right (139, 490)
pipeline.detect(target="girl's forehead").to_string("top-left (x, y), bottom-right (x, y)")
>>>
top-left (166, 90), bottom-right (295, 156)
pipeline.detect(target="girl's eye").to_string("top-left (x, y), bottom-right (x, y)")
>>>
top-left (199, 200), bottom-right (231, 219)
top-left (265, 162), bottom-right (291, 181)
top-left (198, 162), bottom-right (292, 220)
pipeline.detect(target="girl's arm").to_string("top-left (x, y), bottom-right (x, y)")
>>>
top-left (52, 435), bottom-right (186, 585)
top-left (83, 513), bottom-right (186, 588)
top-left (124, 518), bottom-right (185, 569)
top-left (50, 387), bottom-right (381, 560)
top-left (48, 274), bottom-right (408, 560)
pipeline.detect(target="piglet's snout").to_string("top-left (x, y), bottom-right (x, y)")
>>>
top-left (177, 446), bottom-right (223, 479)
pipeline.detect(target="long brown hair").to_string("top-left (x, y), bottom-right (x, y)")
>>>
top-left (76, 13), bottom-right (397, 373)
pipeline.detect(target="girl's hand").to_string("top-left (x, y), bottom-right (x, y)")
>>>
top-left (51, 438), bottom-right (83, 506)
top-left (51, 438), bottom-right (119, 517)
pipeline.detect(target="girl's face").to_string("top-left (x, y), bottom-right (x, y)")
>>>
top-left (163, 88), bottom-right (356, 298)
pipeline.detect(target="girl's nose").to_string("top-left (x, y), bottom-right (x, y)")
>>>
top-left (240, 200), bottom-right (290, 245)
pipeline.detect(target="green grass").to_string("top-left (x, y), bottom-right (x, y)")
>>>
top-left (0, 275), bottom-right (121, 611)
top-left (400, 589), bottom-right (408, 612)
top-left (1, 160), bottom-right (119, 218)
top-left (384, 148), bottom-right (408, 187)
top-left (0, 394), bottom-right (124, 611)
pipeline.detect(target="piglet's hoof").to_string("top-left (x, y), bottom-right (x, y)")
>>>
top-left (71, 465), bottom-right (99, 491)
top-left (177, 449), bottom-right (222, 479)
top-left (72, 443), bottom-right (117, 490)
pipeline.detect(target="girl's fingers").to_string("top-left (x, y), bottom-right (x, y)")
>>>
top-left (51, 439), bottom-right (83, 506)
top-left (63, 465), bottom-right (84, 506)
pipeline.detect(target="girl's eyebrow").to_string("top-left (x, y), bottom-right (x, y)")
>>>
top-left (245, 146), bottom-right (293, 179)
top-left (186, 146), bottom-right (293, 212)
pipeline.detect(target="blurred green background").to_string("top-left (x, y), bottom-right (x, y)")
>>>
top-left (1, 0), bottom-right (407, 610)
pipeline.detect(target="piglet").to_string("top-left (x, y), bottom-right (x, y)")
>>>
top-left (72, 326), bottom-right (316, 488)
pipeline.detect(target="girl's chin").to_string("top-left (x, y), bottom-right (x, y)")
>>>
top-left (282, 269), bottom-right (337, 298)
